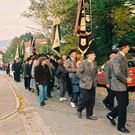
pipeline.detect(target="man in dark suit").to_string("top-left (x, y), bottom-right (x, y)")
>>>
top-left (106, 39), bottom-right (131, 133)
top-left (12, 58), bottom-right (22, 82)
top-left (76, 50), bottom-right (98, 120)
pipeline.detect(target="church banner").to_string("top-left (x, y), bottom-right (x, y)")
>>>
top-left (75, 0), bottom-right (93, 55)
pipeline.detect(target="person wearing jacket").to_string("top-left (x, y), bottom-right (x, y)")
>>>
top-left (35, 57), bottom-right (51, 106)
top-left (76, 50), bottom-right (98, 120)
top-left (106, 39), bottom-right (131, 133)
top-left (103, 52), bottom-right (116, 110)
top-left (56, 58), bottom-right (68, 102)
top-left (30, 55), bottom-right (39, 93)
top-left (65, 49), bottom-right (78, 107)
top-left (70, 61), bottom-right (81, 107)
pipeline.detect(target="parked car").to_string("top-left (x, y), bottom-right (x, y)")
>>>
top-left (98, 60), bottom-right (135, 88)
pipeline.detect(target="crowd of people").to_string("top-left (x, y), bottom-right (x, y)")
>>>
top-left (5, 39), bottom-right (132, 133)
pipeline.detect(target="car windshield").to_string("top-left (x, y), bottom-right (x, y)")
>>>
top-left (128, 61), bottom-right (135, 68)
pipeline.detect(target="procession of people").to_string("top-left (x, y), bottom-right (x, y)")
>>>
top-left (5, 38), bottom-right (132, 133)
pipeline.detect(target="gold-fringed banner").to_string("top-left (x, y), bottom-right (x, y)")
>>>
top-left (75, 0), bottom-right (92, 55)
top-left (52, 18), bottom-right (61, 56)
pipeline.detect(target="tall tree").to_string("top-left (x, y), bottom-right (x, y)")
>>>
top-left (22, 0), bottom-right (135, 64)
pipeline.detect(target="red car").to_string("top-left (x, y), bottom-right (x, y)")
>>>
top-left (98, 60), bottom-right (135, 88)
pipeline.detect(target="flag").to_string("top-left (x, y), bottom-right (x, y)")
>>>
top-left (75, 0), bottom-right (92, 55)
top-left (21, 40), bottom-right (25, 59)
top-left (30, 34), bottom-right (36, 56)
top-left (52, 18), bottom-right (61, 56)
top-left (24, 40), bottom-right (31, 60)
top-left (15, 44), bottom-right (19, 59)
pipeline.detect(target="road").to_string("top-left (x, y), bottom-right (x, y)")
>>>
top-left (0, 71), bottom-right (135, 135)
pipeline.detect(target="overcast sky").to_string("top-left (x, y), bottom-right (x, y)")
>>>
top-left (0, 0), bottom-right (39, 40)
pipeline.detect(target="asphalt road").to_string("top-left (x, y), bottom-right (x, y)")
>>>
top-left (0, 71), bottom-right (135, 135)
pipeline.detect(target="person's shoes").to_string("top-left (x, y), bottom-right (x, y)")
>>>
top-left (86, 115), bottom-right (97, 120)
top-left (106, 114), bottom-right (116, 126)
top-left (109, 106), bottom-right (114, 111)
top-left (60, 97), bottom-right (64, 102)
top-left (118, 127), bottom-right (130, 133)
top-left (103, 100), bottom-right (109, 109)
top-left (31, 89), bottom-right (35, 92)
top-left (28, 88), bottom-right (31, 91)
top-left (77, 110), bottom-right (82, 118)
top-left (48, 95), bottom-right (52, 98)
top-left (75, 102), bottom-right (79, 106)
top-left (40, 102), bottom-right (46, 106)
top-left (70, 102), bottom-right (76, 108)
top-left (62, 97), bottom-right (67, 101)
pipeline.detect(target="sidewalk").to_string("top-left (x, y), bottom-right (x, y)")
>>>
top-left (0, 71), bottom-right (18, 120)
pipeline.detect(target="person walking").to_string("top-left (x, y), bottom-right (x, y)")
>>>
top-left (12, 58), bottom-right (22, 82)
top-left (46, 56), bottom-right (55, 98)
top-left (65, 49), bottom-right (78, 107)
top-left (76, 50), bottom-right (98, 120)
top-left (35, 57), bottom-right (51, 106)
top-left (23, 59), bottom-right (29, 89)
top-left (56, 58), bottom-right (68, 102)
top-left (70, 61), bottom-right (81, 107)
top-left (30, 55), bottom-right (39, 92)
top-left (106, 39), bottom-right (131, 133)
top-left (103, 52), bottom-right (116, 110)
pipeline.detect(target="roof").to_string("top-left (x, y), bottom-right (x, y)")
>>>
top-left (0, 51), bottom-right (4, 55)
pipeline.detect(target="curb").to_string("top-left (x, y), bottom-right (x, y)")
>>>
top-left (0, 76), bottom-right (20, 121)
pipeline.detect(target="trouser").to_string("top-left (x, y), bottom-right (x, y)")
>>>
top-left (24, 76), bottom-right (31, 89)
top-left (51, 77), bottom-right (55, 91)
top-left (30, 78), bottom-right (36, 89)
top-left (103, 88), bottom-right (115, 109)
top-left (71, 92), bottom-right (80, 103)
top-left (67, 78), bottom-right (72, 97)
top-left (14, 72), bottom-right (20, 82)
top-left (24, 77), bottom-right (29, 89)
top-left (38, 84), bottom-right (47, 104)
top-left (59, 80), bottom-right (67, 97)
top-left (108, 90), bottom-right (129, 129)
top-left (54, 76), bottom-right (60, 87)
top-left (77, 87), bottom-right (96, 117)
top-left (47, 80), bottom-right (52, 97)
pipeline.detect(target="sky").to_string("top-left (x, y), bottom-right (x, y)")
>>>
top-left (0, 0), bottom-right (39, 40)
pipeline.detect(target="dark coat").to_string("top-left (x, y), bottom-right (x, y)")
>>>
top-left (35, 64), bottom-right (51, 85)
top-left (12, 62), bottom-right (22, 73)
top-left (23, 63), bottom-right (32, 77)
top-left (56, 64), bottom-right (68, 81)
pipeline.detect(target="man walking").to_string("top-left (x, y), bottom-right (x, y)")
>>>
top-left (65, 49), bottom-right (78, 107)
top-left (12, 58), bottom-right (22, 82)
top-left (106, 39), bottom-right (131, 133)
top-left (103, 52), bottom-right (116, 110)
top-left (76, 50), bottom-right (98, 120)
